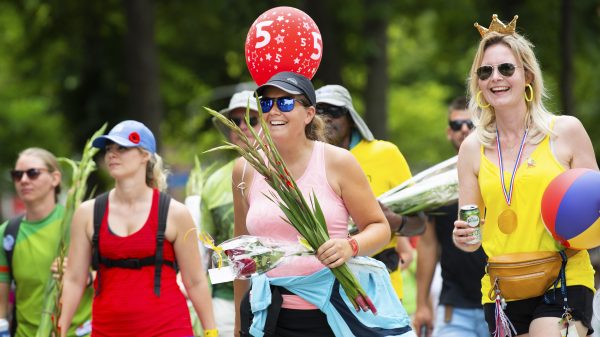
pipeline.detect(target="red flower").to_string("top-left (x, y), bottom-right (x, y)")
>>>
top-left (236, 258), bottom-right (257, 276)
top-left (225, 248), bottom-right (245, 258)
top-left (128, 132), bottom-right (140, 144)
top-left (286, 180), bottom-right (294, 189)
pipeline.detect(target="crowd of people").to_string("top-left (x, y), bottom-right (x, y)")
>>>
top-left (0, 13), bottom-right (598, 337)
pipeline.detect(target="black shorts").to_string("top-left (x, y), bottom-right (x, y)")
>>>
top-left (483, 285), bottom-right (594, 336)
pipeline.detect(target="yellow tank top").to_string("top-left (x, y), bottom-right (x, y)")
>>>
top-left (478, 127), bottom-right (594, 303)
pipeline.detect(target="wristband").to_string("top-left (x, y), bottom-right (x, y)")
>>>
top-left (204, 329), bottom-right (219, 337)
top-left (347, 236), bottom-right (359, 257)
top-left (395, 215), bottom-right (408, 235)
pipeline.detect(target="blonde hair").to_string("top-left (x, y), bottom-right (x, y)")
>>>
top-left (145, 152), bottom-right (169, 192)
top-left (18, 147), bottom-right (61, 201)
top-left (467, 31), bottom-right (554, 148)
top-left (306, 114), bottom-right (327, 142)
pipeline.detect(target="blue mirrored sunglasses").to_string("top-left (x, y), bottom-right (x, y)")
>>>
top-left (259, 96), bottom-right (301, 113)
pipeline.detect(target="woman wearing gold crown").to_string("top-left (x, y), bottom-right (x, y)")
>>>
top-left (452, 14), bottom-right (598, 337)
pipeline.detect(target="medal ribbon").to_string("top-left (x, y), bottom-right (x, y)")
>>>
top-left (496, 128), bottom-right (529, 206)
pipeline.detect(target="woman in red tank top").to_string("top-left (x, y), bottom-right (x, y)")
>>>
top-left (59, 120), bottom-right (217, 337)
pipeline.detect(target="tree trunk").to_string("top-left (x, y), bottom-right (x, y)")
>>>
top-left (364, 6), bottom-right (388, 140)
top-left (305, 1), bottom-right (343, 84)
top-left (560, 0), bottom-right (574, 115)
top-left (124, 0), bottom-right (162, 143)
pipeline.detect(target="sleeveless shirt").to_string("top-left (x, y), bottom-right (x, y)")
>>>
top-left (478, 126), bottom-right (594, 304)
top-left (92, 189), bottom-right (193, 336)
top-left (246, 141), bottom-right (349, 309)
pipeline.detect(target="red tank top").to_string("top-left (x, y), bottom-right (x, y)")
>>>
top-left (92, 189), bottom-right (192, 337)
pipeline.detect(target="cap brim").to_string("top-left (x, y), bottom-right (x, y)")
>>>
top-left (256, 81), bottom-right (302, 97)
top-left (92, 135), bottom-right (138, 149)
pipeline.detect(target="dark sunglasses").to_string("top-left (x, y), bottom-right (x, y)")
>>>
top-left (10, 168), bottom-right (48, 182)
top-left (476, 63), bottom-right (518, 81)
top-left (260, 96), bottom-right (305, 113)
top-left (231, 116), bottom-right (259, 127)
top-left (449, 119), bottom-right (474, 131)
top-left (316, 104), bottom-right (348, 119)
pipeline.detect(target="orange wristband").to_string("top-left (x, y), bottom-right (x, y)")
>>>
top-left (347, 236), bottom-right (359, 257)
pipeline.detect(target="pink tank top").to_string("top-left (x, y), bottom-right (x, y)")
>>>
top-left (246, 141), bottom-right (349, 309)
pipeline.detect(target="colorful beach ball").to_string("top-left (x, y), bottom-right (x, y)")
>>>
top-left (541, 168), bottom-right (600, 250)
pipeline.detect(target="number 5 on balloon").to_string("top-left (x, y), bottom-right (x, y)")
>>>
top-left (255, 21), bottom-right (274, 49)
top-left (310, 32), bottom-right (322, 60)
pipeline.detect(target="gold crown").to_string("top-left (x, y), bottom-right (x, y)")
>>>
top-left (474, 14), bottom-right (518, 37)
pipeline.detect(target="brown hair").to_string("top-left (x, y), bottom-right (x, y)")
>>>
top-left (295, 95), bottom-right (326, 142)
top-left (18, 147), bottom-right (61, 201)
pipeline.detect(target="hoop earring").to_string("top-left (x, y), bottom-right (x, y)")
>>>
top-left (524, 84), bottom-right (533, 102)
top-left (476, 90), bottom-right (490, 109)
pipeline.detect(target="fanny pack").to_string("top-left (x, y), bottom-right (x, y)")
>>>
top-left (486, 249), bottom-right (578, 301)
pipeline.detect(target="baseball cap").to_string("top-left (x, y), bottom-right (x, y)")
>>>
top-left (315, 85), bottom-right (374, 141)
top-left (256, 71), bottom-right (316, 106)
top-left (92, 120), bottom-right (156, 154)
top-left (214, 90), bottom-right (260, 139)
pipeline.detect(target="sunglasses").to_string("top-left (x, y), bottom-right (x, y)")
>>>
top-left (10, 168), bottom-right (48, 182)
top-left (476, 63), bottom-right (518, 81)
top-left (259, 96), bottom-right (306, 113)
top-left (231, 116), bottom-right (259, 127)
top-left (449, 119), bottom-right (474, 131)
top-left (316, 104), bottom-right (348, 119)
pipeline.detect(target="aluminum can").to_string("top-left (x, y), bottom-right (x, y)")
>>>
top-left (460, 204), bottom-right (481, 244)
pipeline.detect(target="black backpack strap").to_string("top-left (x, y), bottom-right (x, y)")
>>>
top-left (4, 215), bottom-right (23, 336)
top-left (154, 192), bottom-right (171, 296)
top-left (4, 215), bottom-right (23, 283)
top-left (92, 192), bottom-right (109, 296)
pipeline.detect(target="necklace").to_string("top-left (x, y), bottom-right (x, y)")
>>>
top-left (495, 127), bottom-right (528, 234)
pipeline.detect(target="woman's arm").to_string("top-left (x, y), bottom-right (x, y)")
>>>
top-left (317, 146), bottom-right (390, 268)
top-left (58, 200), bottom-right (94, 337)
top-left (232, 158), bottom-right (251, 337)
top-left (170, 200), bottom-right (216, 332)
top-left (454, 133), bottom-right (484, 252)
top-left (553, 115), bottom-right (599, 171)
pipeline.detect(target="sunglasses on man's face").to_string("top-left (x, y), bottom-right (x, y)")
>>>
top-left (231, 116), bottom-right (259, 127)
top-left (10, 168), bottom-right (48, 182)
top-left (316, 104), bottom-right (348, 119)
top-left (449, 119), bottom-right (474, 131)
top-left (476, 63), bottom-right (518, 81)
top-left (259, 96), bottom-right (305, 113)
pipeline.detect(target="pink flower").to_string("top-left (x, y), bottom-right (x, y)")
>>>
top-left (236, 258), bottom-right (257, 276)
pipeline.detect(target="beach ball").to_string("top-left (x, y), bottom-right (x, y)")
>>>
top-left (541, 168), bottom-right (600, 249)
top-left (245, 6), bottom-right (322, 85)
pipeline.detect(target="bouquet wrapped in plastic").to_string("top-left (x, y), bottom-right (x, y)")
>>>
top-left (202, 234), bottom-right (314, 282)
top-left (378, 156), bottom-right (458, 215)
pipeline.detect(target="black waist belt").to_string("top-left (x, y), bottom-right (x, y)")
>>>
top-left (240, 286), bottom-right (292, 337)
top-left (100, 256), bottom-right (175, 269)
top-left (372, 247), bottom-right (400, 272)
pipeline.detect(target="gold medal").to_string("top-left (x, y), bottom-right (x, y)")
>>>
top-left (498, 208), bottom-right (518, 234)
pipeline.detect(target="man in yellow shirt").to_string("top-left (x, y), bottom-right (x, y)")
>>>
top-left (315, 84), bottom-right (425, 300)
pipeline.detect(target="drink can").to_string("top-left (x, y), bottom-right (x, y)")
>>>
top-left (460, 204), bottom-right (481, 244)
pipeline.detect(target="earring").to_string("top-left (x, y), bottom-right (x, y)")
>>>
top-left (476, 90), bottom-right (491, 109)
top-left (524, 84), bottom-right (533, 102)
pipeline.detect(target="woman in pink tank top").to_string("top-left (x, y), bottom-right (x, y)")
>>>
top-left (59, 120), bottom-right (217, 337)
top-left (232, 72), bottom-right (391, 337)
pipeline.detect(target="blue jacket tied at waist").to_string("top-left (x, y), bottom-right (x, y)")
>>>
top-left (249, 257), bottom-right (415, 337)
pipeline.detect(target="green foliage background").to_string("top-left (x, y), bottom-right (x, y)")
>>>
top-left (1, 0), bottom-right (599, 200)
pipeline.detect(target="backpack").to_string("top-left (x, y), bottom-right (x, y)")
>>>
top-left (91, 192), bottom-right (175, 296)
top-left (3, 214), bottom-right (24, 336)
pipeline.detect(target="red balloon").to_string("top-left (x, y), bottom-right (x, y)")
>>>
top-left (245, 6), bottom-right (323, 86)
